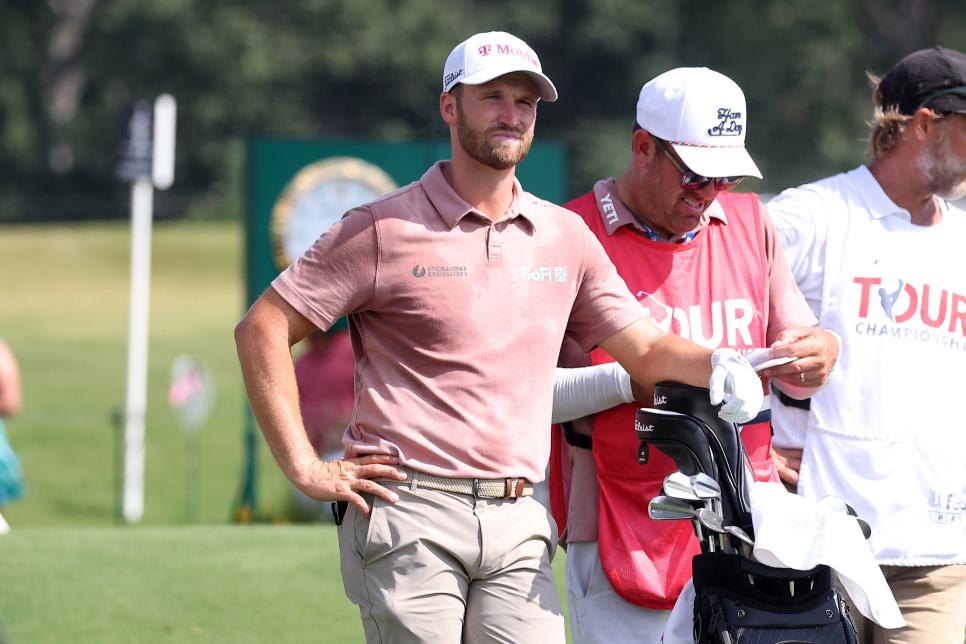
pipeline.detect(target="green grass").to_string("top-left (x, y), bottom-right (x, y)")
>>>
top-left (0, 220), bottom-right (292, 526)
top-left (0, 525), bottom-right (360, 643)
top-left (0, 525), bottom-right (569, 643)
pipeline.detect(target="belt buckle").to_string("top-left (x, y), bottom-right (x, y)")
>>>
top-left (471, 478), bottom-right (482, 498)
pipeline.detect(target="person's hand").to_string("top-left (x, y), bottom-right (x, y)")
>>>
top-left (709, 348), bottom-right (763, 423)
top-left (762, 327), bottom-right (839, 389)
top-left (771, 446), bottom-right (802, 488)
top-left (294, 455), bottom-right (407, 516)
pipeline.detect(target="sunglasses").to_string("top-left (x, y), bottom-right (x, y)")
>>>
top-left (653, 138), bottom-right (743, 192)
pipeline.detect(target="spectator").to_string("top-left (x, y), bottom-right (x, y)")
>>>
top-left (291, 328), bottom-right (355, 519)
top-left (295, 329), bottom-right (354, 461)
top-left (0, 338), bottom-right (24, 533)
top-left (769, 46), bottom-right (966, 644)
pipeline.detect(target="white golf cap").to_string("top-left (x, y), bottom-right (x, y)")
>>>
top-left (636, 67), bottom-right (761, 179)
top-left (443, 31), bottom-right (558, 102)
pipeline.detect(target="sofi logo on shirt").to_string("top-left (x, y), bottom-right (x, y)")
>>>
top-left (637, 291), bottom-right (754, 348)
top-left (521, 266), bottom-right (567, 283)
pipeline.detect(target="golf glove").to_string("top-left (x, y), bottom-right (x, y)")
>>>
top-left (709, 348), bottom-right (763, 424)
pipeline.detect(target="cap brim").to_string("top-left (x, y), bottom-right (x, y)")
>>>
top-left (459, 67), bottom-right (558, 102)
top-left (929, 95), bottom-right (966, 114)
top-left (673, 142), bottom-right (762, 179)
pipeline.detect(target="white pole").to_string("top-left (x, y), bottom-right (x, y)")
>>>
top-left (122, 175), bottom-right (154, 523)
top-left (152, 95), bottom-right (176, 190)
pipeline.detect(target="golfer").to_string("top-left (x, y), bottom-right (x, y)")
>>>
top-left (235, 31), bottom-right (764, 644)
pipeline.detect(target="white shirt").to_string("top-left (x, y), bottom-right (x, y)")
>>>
top-left (768, 165), bottom-right (966, 565)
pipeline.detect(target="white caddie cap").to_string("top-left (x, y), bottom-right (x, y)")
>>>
top-left (636, 67), bottom-right (762, 179)
top-left (442, 31), bottom-right (558, 102)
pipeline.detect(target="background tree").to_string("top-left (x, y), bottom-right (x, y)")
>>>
top-left (0, 0), bottom-right (963, 222)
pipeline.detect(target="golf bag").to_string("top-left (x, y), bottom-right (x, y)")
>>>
top-left (692, 554), bottom-right (857, 644)
top-left (637, 382), bottom-right (859, 644)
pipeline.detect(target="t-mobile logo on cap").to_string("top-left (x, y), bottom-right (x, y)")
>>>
top-left (478, 43), bottom-right (539, 68)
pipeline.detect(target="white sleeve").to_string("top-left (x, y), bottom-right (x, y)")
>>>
top-left (552, 362), bottom-right (635, 423)
top-left (767, 189), bottom-right (829, 318)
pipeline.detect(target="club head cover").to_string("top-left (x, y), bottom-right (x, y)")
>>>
top-left (635, 407), bottom-right (717, 478)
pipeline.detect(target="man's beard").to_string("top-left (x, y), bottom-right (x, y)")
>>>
top-left (455, 102), bottom-right (533, 170)
top-left (917, 130), bottom-right (966, 201)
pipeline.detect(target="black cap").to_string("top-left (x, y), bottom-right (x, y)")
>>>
top-left (879, 46), bottom-right (966, 115)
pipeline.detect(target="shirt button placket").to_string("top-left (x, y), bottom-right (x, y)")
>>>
top-left (486, 225), bottom-right (503, 265)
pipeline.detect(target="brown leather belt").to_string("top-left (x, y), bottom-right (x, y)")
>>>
top-left (390, 468), bottom-right (533, 499)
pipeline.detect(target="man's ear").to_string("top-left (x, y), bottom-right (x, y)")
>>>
top-left (440, 91), bottom-right (458, 126)
top-left (631, 128), bottom-right (658, 167)
top-left (911, 107), bottom-right (941, 141)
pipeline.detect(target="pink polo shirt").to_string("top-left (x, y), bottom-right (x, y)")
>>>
top-left (273, 161), bottom-right (643, 482)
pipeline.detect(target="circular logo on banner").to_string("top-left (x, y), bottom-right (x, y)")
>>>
top-left (270, 157), bottom-right (397, 269)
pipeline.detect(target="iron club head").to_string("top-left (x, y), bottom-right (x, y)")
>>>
top-left (663, 472), bottom-right (701, 502)
top-left (694, 507), bottom-right (726, 534)
top-left (648, 495), bottom-right (699, 521)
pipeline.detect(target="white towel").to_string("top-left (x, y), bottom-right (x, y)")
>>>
top-left (662, 483), bottom-right (906, 642)
top-left (662, 580), bottom-right (695, 644)
top-left (749, 481), bottom-right (905, 628)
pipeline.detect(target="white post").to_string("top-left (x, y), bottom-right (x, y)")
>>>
top-left (120, 95), bottom-right (175, 524)
top-left (122, 175), bottom-right (154, 523)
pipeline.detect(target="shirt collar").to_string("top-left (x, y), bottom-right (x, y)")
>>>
top-left (420, 161), bottom-right (536, 230)
top-left (592, 178), bottom-right (726, 241)
top-left (853, 165), bottom-right (907, 220)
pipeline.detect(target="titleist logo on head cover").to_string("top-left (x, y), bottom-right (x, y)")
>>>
top-left (477, 43), bottom-right (539, 68)
top-left (635, 419), bottom-right (655, 432)
top-left (708, 107), bottom-right (743, 136)
top-left (653, 394), bottom-right (668, 406)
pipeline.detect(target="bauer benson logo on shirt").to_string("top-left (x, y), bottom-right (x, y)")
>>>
top-left (521, 266), bottom-right (567, 282)
top-left (412, 264), bottom-right (467, 278)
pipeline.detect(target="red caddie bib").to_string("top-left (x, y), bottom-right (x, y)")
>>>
top-left (576, 189), bottom-right (777, 608)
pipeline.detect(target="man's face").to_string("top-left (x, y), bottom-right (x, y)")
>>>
top-left (452, 73), bottom-right (538, 170)
top-left (919, 113), bottom-right (966, 201)
top-left (633, 137), bottom-right (723, 239)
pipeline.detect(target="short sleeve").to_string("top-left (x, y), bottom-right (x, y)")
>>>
top-left (767, 189), bottom-right (829, 316)
top-left (760, 203), bottom-right (818, 343)
top-left (566, 224), bottom-right (643, 352)
top-left (271, 206), bottom-right (379, 330)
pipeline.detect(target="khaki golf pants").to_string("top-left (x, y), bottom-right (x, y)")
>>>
top-left (337, 483), bottom-right (566, 643)
top-left (854, 564), bottom-right (966, 644)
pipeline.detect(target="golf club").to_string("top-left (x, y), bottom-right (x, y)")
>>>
top-left (663, 471), bottom-right (701, 502)
top-left (818, 495), bottom-right (873, 539)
